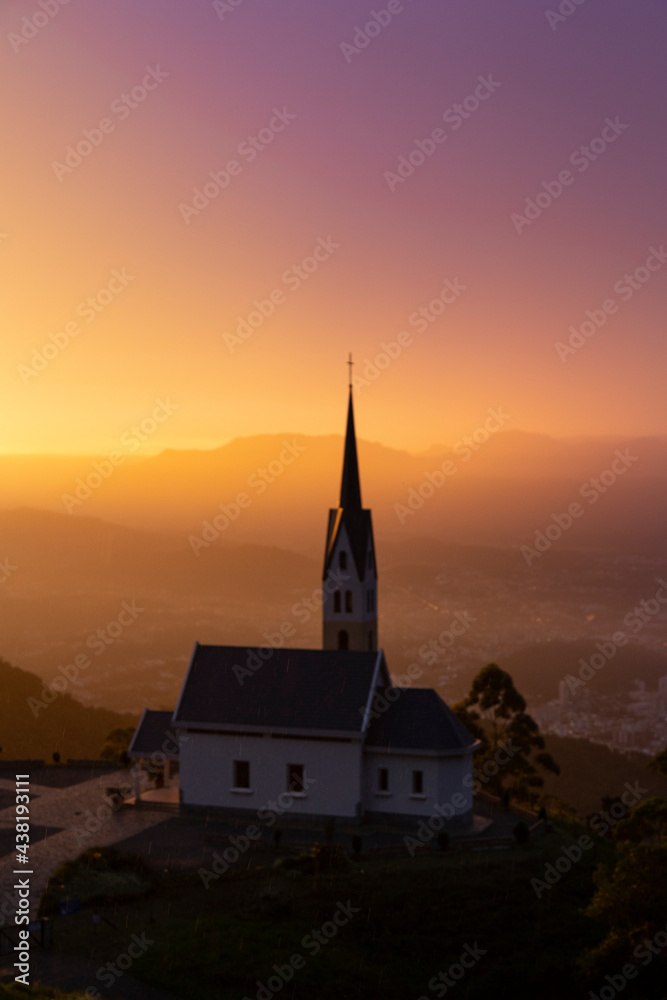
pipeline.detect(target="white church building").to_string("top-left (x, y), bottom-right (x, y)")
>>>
top-left (130, 385), bottom-right (479, 826)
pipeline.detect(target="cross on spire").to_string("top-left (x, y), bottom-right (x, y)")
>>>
top-left (347, 352), bottom-right (354, 388)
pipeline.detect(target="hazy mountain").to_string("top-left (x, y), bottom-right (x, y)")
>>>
top-left (0, 431), bottom-right (665, 554)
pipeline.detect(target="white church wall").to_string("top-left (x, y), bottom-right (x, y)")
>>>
top-left (180, 730), bottom-right (362, 818)
top-left (362, 751), bottom-right (440, 816)
top-left (362, 750), bottom-right (474, 822)
top-left (436, 753), bottom-right (474, 818)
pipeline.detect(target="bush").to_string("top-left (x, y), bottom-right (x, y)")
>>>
top-left (40, 847), bottom-right (154, 915)
top-left (513, 820), bottom-right (530, 845)
top-left (437, 830), bottom-right (451, 851)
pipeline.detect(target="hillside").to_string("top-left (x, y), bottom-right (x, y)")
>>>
top-left (0, 658), bottom-right (136, 760)
top-left (538, 734), bottom-right (667, 815)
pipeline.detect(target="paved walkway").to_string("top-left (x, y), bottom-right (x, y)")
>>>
top-left (0, 773), bottom-right (171, 919)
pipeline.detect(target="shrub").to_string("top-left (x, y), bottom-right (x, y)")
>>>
top-left (437, 830), bottom-right (450, 851)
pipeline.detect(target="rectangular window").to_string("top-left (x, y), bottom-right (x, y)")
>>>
top-left (287, 763), bottom-right (305, 793)
top-left (412, 770), bottom-right (424, 796)
top-left (233, 760), bottom-right (250, 789)
top-left (378, 767), bottom-right (389, 792)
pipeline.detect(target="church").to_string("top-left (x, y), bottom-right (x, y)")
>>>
top-left (129, 381), bottom-right (478, 826)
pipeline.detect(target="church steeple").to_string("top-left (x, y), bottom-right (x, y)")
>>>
top-left (322, 365), bottom-right (378, 653)
top-left (339, 388), bottom-right (362, 510)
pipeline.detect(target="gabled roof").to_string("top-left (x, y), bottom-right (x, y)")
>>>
top-left (173, 644), bottom-right (388, 736)
top-left (128, 709), bottom-right (181, 758)
top-left (364, 688), bottom-right (478, 755)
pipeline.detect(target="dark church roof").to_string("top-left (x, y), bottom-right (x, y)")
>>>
top-left (128, 710), bottom-right (181, 758)
top-left (365, 688), bottom-right (478, 754)
top-left (173, 644), bottom-right (387, 736)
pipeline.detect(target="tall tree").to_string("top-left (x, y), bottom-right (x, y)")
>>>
top-left (453, 663), bottom-right (559, 802)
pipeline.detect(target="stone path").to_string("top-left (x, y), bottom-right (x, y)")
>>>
top-left (0, 773), bottom-right (171, 918)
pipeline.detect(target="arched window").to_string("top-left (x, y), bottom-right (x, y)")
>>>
top-left (333, 590), bottom-right (341, 613)
top-left (338, 629), bottom-right (349, 650)
top-left (345, 590), bottom-right (353, 613)
top-left (339, 551), bottom-right (347, 570)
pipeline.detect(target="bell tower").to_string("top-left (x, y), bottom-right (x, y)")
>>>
top-left (322, 357), bottom-right (378, 652)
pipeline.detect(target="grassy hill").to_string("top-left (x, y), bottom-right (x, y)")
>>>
top-left (539, 734), bottom-right (667, 815)
top-left (0, 657), bottom-right (136, 760)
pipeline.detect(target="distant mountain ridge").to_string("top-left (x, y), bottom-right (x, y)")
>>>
top-left (0, 431), bottom-right (665, 553)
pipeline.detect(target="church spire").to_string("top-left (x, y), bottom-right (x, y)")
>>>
top-left (322, 363), bottom-right (378, 653)
top-left (339, 359), bottom-right (362, 510)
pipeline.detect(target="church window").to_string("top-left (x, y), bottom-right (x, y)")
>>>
top-left (338, 629), bottom-right (349, 650)
top-left (378, 767), bottom-right (389, 792)
top-left (233, 760), bottom-right (250, 789)
top-left (333, 590), bottom-right (341, 613)
top-left (345, 590), bottom-right (353, 613)
top-left (339, 550), bottom-right (347, 570)
top-left (412, 770), bottom-right (424, 796)
top-left (288, 763), bottom-right (305, 793)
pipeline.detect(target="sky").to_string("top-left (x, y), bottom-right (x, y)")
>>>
top-left (1, 0), bottom-right (666, 455)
